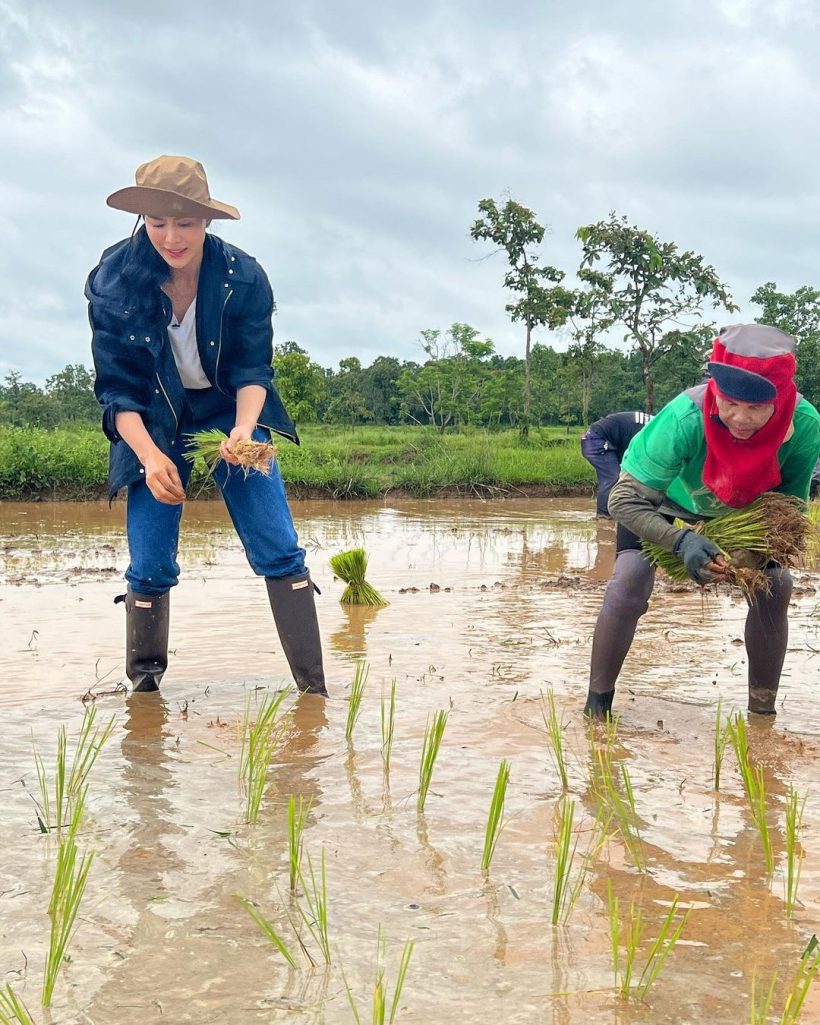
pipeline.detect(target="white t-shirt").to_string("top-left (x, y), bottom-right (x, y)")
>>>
top-left (167, 298), bottom-right (211, 390)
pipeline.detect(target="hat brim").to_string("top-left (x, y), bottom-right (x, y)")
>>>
top-left (106, 186), bottom-right (240, 220)
top-left (709, 362), bottom-right (777, 403)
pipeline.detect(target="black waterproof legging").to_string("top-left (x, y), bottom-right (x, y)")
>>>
top-left (588, 524), bottom-right (793, 713)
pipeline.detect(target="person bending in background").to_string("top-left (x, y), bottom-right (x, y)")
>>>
top-left (811, 457), bottom-right (820, 500)
top-left (87, 155), bottom-right (327, 696)
top-left (581, 411), bottom-right (653, 517)
top-left (583, 324), bottom-right (820, 720)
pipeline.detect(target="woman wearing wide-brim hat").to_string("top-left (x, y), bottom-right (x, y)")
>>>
top-left (86, 155), bottom-right (328, 696)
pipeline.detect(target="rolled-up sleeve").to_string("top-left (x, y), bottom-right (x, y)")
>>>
top-left (224, 265), bottom-right (276, 392)
top-left (89, 305), bottom-right (151, 442)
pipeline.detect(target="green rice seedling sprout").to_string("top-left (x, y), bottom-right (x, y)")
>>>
top-left (381, 679), bottom-right (397, 773)
top-left (541, 688), bottom-right (569, 790)
top-left (633, 897), bottom-right (691, 1000)
top-left (42, 799), bottom-right (95, 1007)
top-left (343, 928), bottom-right (415, 1025)
top-left (33, 705), bottom-right (114, 833)
top-left (551, 804), bottom-right (609, 927)
top-left (780, 945), bottom-right (820, 1024)
top-left (552, 797), bottom-right (578, 926)
top-left (236, 895), bottom-right (298, 969)
top-left (784, 785), bottom-right (808, 918)
top-left (727, 713), bottom-right (774, 874)
top-left (481, 759), bottom-right (511, 872)
top-left (288, 794), bottom-right (311, 894)
top-left (183, 428), bottom-right (278, 475)
top-left (593, 752), bottom-right (646, 872)
top-left (345, 661), bottom-right (369, 742)
top-left (295, 848), bottom-right (331, 965)
top-left (0, 984), bottom-right (35, 1025)
top-left (417, 710), bottom-right (448, 812)
top-left (240, 687), bottom-right (293, 824)
top-left (329, 548), bottom-right (389, 606)
top-left (750, 972), bottom-right (778, 1025)
top-left (607, 882), bottom-right (690, 1001)
top-left (642, 493), bottom-right (808, 597)
top-left (713, 697), bottom-right (729, 790)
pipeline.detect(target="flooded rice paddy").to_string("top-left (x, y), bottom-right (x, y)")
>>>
top-left (1, 497), bottom-right (819, 1024)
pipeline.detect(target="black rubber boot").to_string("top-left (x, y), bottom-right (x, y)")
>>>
top-left (265, 572), bottom-right (328, 696)
top-left (119, 589), bottom-right (170, 693)
top-left (745, 567), bottom-right (793, 716)
top-left (584, 689), bottom-right (615, 720)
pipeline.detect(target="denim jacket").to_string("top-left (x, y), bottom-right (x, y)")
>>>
top-left (86, 233), bottom-right (298, 498)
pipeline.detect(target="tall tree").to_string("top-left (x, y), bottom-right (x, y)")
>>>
top-left (324, 357), bottom-right (371, 428)
top-left (397, 324), bottom-right (494, 433)
top-left (44, 364), bottom-right (98, 423)
top-left (750, 282), bottom-right (820, 406)
top-left (470, 197), bottom-right (565, 432)
top-left (272, 342), bottom-right (327, 424)
top-left (576, 213), bottom-right (736, 412)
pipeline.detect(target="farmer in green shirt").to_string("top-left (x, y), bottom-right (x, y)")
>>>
top-left (584, 324), bottom-right (820, 720)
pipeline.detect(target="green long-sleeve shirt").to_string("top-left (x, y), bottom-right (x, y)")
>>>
top-left (621, 392), bottom-right (820, 518)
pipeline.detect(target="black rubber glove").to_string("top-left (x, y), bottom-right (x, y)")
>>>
top-left (673, 529), bottom-right (723, 584)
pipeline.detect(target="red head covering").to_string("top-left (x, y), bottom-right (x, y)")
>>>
top-left (702, 324), bottom-right (797, 507)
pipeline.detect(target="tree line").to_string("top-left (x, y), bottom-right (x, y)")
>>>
top-left (3, 204), bottom-right (820, 431)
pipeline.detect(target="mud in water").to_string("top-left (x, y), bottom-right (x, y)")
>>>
top-left (1, 497), bottom-right (819, 1024)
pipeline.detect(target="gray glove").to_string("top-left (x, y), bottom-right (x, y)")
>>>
top-left (673, 529), bottom-right (723, 583)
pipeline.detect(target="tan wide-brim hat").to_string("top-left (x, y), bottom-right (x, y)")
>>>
top-left (106, 155), bottom-right (240, 220)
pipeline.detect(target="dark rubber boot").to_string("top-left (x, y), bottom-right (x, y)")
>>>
top-left (584, 690), bottom-right (615, 720)
top-left (585, 550), bottom-right (655, 719)
top-left (120, 589), bottom-right (170, 693)
top-left (265, 572), bottom-right (328, 696)
top-left (745, 567), bottom-right (793, 715)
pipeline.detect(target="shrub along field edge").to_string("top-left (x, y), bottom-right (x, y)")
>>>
top-left (0, 424), bottom-right (596, 501)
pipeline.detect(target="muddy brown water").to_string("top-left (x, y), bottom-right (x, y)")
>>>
top-left (1, 497), bottom-right (819, 1024)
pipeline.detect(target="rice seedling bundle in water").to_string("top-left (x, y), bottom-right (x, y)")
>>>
top-left (330, 548), bottom-right (389, 606)
top-left (642, 493), bottom-right (809, 596)
top-left (183, 429), bottom-right (277, 475)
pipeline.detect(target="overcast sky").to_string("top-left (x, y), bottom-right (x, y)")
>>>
top-left (2, 0), bottom-right (820, 384)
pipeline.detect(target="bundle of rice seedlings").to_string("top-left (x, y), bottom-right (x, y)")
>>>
top-left (330, 548), bottom-right (389, 606)
top-left (183, 428), bottom-right (277, 476)
top-left (642, 493), bottom-right (809, 597)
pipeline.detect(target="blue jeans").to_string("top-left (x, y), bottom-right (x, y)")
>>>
top-left (125, 399), bottom-right (306, 595)
top-left (581, 433), bottom-right (622, 517)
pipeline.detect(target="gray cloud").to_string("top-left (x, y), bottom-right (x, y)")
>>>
top-left (2, 0), bottom-right (820, 382)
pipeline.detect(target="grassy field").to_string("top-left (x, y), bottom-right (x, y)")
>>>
top-left (0, 424), bottom-right (594, 500)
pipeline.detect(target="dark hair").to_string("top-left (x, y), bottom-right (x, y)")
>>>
top-left (119, 220), bottom-right (171, 319)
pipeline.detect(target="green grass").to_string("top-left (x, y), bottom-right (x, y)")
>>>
top-left (42, 789), bottom-right (95, 1007)
top-left (607, 882), bottom-right (691, 1001)
top-left (417, 710), bottom-right (448, 813)
top-left (381, 679), bottom-right (397, 774)
top-left (344, 661), bottom-right (370, 742)
top-left (727, 713), bottom-right (774, 875)
top-left (481, 760), bottom-right (511, 872)
top-left (541, 688), bottom-right (569, 790)
top-left (551, 801), bottom-right (608, 926)
top-left (288, 794), bottom-right (311, 894)
top-left (240, 688), bottom-right (293, 824)
top-left (0, 424), bottom-right (593, 499)
top-left (343, 929), bottom-right (415, 1025)
top-left (713, 697), bottom-right (729, 791)
top-left (780, 945), bottom-right (820, 1024)
top-left (591, 750), bottom-right (646, 873)
top-left (33, 705), bottom-right (115, 834)
top-left (0, 984), bottom-right (35, 1024)
top-left (236, 895), bottom-right (298, 968)
top-left (784, 785), bottom-right (807, 919)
